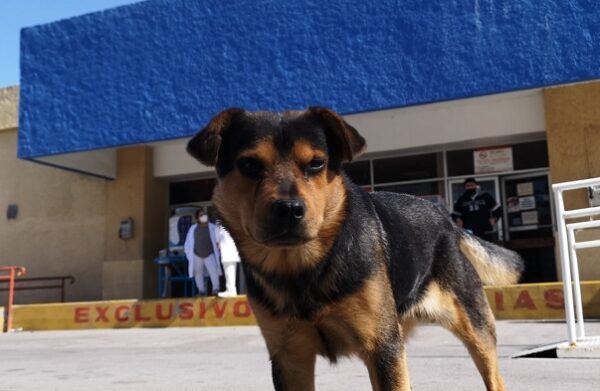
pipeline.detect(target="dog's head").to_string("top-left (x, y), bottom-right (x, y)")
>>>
top-left (187, 107), bottom-right (365, 259)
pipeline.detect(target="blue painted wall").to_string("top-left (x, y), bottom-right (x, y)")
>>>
top-left (19, 0), bottom-right (600, 158)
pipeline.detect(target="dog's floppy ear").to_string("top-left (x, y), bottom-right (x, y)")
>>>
top-left (308, 107), bottom-right (366, 162)
top-left (187, 108), bottom-right (245, 166)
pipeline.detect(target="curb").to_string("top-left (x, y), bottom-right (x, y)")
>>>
top-left (5, 282), bottom-right (600, 331)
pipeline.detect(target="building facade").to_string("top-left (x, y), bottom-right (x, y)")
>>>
top-left (3, 0), bottom-right (599, 302)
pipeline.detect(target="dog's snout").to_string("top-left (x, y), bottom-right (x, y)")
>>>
top-left (292, 202), bottom-right (305, 220)
top-left (262, 199), bottom-right (309, 244)
top-left (272, 199), bottom-right (305, 224)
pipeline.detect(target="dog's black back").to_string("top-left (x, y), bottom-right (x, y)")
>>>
top-left (370, 189), bottom-right (494, 328)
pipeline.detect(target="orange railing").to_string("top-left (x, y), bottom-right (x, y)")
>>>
top-left (0, 266), bottom-right (27, 332)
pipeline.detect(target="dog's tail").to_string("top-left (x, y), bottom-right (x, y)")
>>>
top-left (459, 233), bottom-right (524, 285)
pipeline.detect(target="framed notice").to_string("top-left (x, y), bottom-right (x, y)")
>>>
top-left (516, 182), bottom-right (534, 196)
top-left (474, 146), bottom-right (514, 174)
top-left (519, 196), bottom-right (536, 210)
top-left (521, 210), bottom-right (539, 225)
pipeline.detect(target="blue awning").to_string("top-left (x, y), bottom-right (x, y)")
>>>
top-left (18, 0), bottom-right (600, 160)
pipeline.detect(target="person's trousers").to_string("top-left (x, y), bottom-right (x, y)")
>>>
top-left (222, 262), bottom-right (238, 295)
top-left (193, 254), bottom-right (220, 294)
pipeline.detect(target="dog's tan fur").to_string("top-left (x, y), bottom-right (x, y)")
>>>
top-left (187, 107), bottom-right (522, 391)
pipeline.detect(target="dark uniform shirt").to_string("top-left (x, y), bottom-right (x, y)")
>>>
top-left (452, 191), bottom-right (502, 238)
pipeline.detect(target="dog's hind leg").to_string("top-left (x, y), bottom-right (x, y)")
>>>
top-left (430, 284), bottom-right (505, 391)
top-left (413, 281), bottom-right (505, 391)
top-left (446, 301), bottom-right (505, 391)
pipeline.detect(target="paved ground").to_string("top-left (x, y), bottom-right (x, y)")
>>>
top-left (1, 320), bottom-right (599, 390)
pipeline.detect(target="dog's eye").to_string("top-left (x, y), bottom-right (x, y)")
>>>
top-left (306, 158), bottom-right (325, 175)
top-left (237, 157), bottom-right (264, 179)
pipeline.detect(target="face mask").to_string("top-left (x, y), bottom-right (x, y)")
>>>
top-left (465, 189), bottom-right (477, 197)
top-left (199, 215), bottom-right (208, 223)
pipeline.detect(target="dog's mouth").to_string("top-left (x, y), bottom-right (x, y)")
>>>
top-left (266, 233), bottom-right (312, 247)
top-left (249, 226), bottom-right (313, 248)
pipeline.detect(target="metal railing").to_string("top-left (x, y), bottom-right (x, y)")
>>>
top-left (553, 177), bottom-right (600, 346)
top-left (0, 266), bottom-right (27, 332)
top-left (0, 275), bottom-right (76, 303)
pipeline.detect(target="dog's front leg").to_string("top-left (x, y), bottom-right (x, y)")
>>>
top-left (251, 300), bottom-right (318, 391)
top-left (362, 335), bottom-right (411, 391)
top-left (270, 349), bottom-right (316, 391)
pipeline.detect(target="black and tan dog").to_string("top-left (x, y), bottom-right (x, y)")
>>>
top-left (187, 107), bottom-right (523, 391)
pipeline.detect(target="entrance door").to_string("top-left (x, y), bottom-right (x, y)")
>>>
top-left (500, 172), bottom-right (556, 282)
top-left (448, 176), bottom-right (502, 241)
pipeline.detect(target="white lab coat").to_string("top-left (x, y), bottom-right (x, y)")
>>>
top-left (184, 223), bottom-right (222, 278)
top-left (216, 224), bottom-right (241, 296)
top-left (217, 225), bottom-right (241, 263)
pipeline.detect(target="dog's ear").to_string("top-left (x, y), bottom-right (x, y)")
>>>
top-left (308, 107), bottom-right (366, 162)
top-left (187, 108), bottom-right (246, 166)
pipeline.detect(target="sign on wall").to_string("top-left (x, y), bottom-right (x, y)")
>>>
top-left (9, 282), bottom-right (600, 331)
top-left (486, 281), bottom-right (600, 320)
top-left (11, 297), bottom-right (257, 331)
top-left (474, 146), bottom-right (514, 174)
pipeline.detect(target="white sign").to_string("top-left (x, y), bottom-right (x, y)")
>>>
top-left (473, 147), bottom-right (513, 174)
top-left (521, 210), bottom-right (539, 225)
top-left (516, 182), bottom-right (534, 196)
top-left (519, 196), bottom-right (536, 210)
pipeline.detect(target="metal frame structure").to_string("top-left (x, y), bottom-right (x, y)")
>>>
top-left (0, 275), bottom-right (75, 303)
top-left (552, 177), bottom-right (600, 353)
top-left (0, 266), bottom-right (27, 332)
top-left (514, 177), bottom-right (600, 358)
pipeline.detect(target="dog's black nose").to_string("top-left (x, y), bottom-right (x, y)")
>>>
top-left (272, 199), bottom-right (305, 226)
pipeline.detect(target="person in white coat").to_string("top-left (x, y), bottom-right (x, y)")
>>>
top-left (184, 211), bottom-right (222, 296)
top-left (216, 224), bottom-right (241, 298)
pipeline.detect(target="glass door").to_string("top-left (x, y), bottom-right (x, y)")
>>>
top-left (500, 172), bottom-right (553, 240)
top-left (500, 172), bottom-right (556, 282)
top-left (448, 176), bottom-right (502, 241)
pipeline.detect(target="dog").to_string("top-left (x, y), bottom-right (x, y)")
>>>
top-left (187, 107), bottom-right (524, 391)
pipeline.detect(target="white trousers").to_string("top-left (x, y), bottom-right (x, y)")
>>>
top-left (193, 254), bottom-right (220, 294)
top-left (222, 262), bottom-right (238, 295)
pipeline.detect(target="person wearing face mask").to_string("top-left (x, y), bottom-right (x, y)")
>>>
top-left (184, 210), bottom-right (222, 296)
top-left (452, 177), bottom-right (502, 240)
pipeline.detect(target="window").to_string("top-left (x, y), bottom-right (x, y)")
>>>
top-left (343, 160), bottom-right (371, 186)
top-left (446, 149), bottom-right (474, 176)
top-left (170, 178), bottom-right (216, 205)
top-left (512, 141), bottom-right (549, 170)
top-left (373, 153), bottom-right (442, 183)
top-left (375, 180), bottom-right (445, 198)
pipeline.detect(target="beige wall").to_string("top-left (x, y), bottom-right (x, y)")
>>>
top-left (1, 88), bottom-right (108, 303)
top-left (155, 89), bottom-right (545, 178)
top-left (544, 81), bottom-right (600, 281)
top-left (102, 146), bottom-right (168, 300)
top-left (0, 86), bottom-right (18, 129)
top-left (1, 87), bottom-right (168, 304)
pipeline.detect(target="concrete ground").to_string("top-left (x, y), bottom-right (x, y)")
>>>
top-left (1, 320), bottom-right (599, 391)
